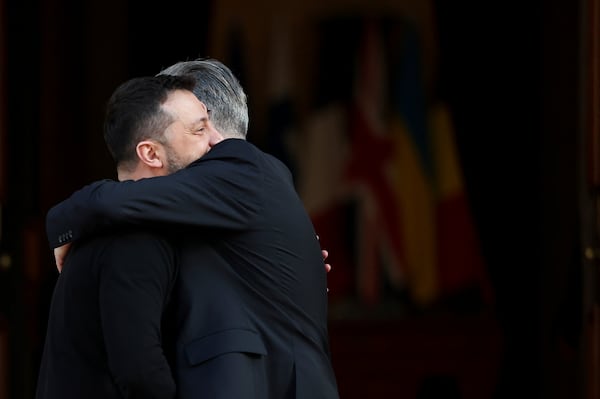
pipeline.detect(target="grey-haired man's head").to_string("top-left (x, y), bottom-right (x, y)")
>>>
top-left (159, 59), bottom-right (248, 139)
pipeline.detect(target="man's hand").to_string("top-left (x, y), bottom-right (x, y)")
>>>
top-left (54, 243), bottom-right (72, 273)
top-left (322, 250), bottom-right (331, 273)
top-left (317, 234), bottom-right (331, 273)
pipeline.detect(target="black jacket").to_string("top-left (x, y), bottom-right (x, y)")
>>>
top-left (36, 231), bottom-right (177, 399)
top-left (46, 139), bottom-right (339, 399)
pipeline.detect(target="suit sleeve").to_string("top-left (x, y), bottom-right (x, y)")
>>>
top-left (46, 141), bottom-right (263, 248)
top-left (98, 234), bottom-right (176, 399)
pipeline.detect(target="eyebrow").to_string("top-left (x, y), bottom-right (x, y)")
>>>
top-left (189, 115), bottom-right (209, 129)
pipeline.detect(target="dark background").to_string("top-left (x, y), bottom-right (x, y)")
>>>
top-left (0, 0), bottom-right (595, 398)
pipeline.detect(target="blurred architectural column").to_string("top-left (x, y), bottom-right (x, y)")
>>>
top-left (0, 0), bottom-right (5, 203)
top-left (583, 0), bottom-right (600, 397)
top-left (0, 0), bottom-right (7, 395)
top-left (566, 0), bottom-right (600, 398)
top-left (0, 324), bottom-right (6, 399)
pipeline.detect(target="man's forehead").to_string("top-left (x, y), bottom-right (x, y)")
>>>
top-left (163, 89), bottom-right (209, 116)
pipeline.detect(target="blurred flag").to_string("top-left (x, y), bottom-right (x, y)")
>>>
top-left (289, 17), bottom-right (491, 308)
top-left (292, 18), bottom-right (368, 302)
top-left (263, 17), bottom-right (359, 301)
top-left (389, 22), bottom-right (490, 306)
top-left (296, 104), bottom-right (355, 301)
top-left (430, 103), bottom-right (490, 301)
top-left (388, 23), bottom-right (438, 306)
top-left (344, 21), bottom-right (406, 305)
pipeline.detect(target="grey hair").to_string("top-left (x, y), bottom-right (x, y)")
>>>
top-left (158, 58), bottom-right (248, 139)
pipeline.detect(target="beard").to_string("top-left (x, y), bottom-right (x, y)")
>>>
top-left (163, 144), bottom-right (190, 174)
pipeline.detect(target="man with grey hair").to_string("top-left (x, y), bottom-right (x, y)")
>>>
top-left (159, 60), bottom-right (248, 139)
top-left (48, 59), bottom-right (339, 398)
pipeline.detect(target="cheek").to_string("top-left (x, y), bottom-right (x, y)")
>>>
top-left (190, 136), bottom-right (210, 156)
top-left (195, 136), bottom-right (210, 149)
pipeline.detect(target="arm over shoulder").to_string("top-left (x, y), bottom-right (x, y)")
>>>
top-left (46, 140), bottom-right (263, 248)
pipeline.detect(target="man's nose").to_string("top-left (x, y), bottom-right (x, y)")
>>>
top-left (209, 129), bottom-right (224, 147)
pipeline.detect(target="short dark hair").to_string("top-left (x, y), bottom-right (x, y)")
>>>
top-left (104, 74), bottom-right (196, 169)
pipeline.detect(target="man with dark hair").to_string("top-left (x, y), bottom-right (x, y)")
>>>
top-left (36, 75), bottom-right (218, 399)
top-left (48, 59), bottom-right (339, 399)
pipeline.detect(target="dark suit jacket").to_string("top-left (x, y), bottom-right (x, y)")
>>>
top-left (36, 230), bottom-right (177, 399)
top-left (46, 139), bottom-right (339, 399)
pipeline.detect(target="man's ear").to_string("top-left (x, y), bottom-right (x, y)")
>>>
top-left (136, 140), bottom-right (164, 168)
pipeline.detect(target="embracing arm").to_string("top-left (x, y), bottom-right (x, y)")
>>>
top-left (46, 142), bottom-right (262, 249)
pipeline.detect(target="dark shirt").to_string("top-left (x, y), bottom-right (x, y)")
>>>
top-left (36, 230), bottom-right (177, 399)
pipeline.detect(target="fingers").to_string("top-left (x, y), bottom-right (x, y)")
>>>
top-left (55, 252), bottom-right (63, 273)
top-left (54, 243), bottom-right (72, 273)
top-left (318, 236), bottom-right (331, 274)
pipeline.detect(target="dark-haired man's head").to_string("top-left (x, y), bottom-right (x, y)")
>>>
top-left (104, 75), bottom-right (221, 181)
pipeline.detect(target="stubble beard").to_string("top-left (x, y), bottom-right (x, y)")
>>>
top-left (163, 145), bottom-right (188, 175)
